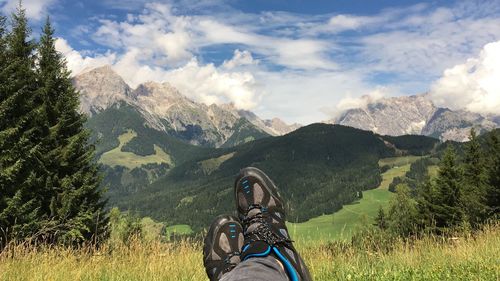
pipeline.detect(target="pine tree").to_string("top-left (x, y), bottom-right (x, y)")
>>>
top-left (0, 13), bottom-right (7, 248)
top-left (36, 18), bottom-right (108, 244)
top-left (0, 14), bottom-right (7, 97)
top-left (0, 5), bottom-right (48, 247)
top-left (485, 131), bottom-right (500, 217)
top-left (461, 128), bottom-right (489, 227)
top-left (387, 184), bottom-right (417, 236)
top-left (374, 206), bottom-right (387, 230)
top-left (415, 179), bottom-right (437, 232)
top-left (433, 145), bottom-right (464, 231)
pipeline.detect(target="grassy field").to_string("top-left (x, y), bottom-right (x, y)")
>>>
top-left (2, 155), bottom-right (498, 280)
top-left (287, 156), bottom-right (423, 241)
top-left (165, 224), bottom-right (194, 237)
top-left (99, 129), bottom-right (173, 169)
top-left (287, 189), bottom-right (394, 241)
top-left (1, 225), bottom-right (498, 281)
top-left (199, 152), bottom-right (235, 175)
top-left (378, 155), bottom-right (423, 167)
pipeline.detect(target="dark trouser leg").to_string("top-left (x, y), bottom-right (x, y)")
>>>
top-left (220, 256), bottom-right (289, 281)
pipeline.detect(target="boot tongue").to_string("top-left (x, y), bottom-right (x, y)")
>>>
top-left (228, 255), bottom-right (240, 265)
top-left (245, 208), bottom-right (264, 234)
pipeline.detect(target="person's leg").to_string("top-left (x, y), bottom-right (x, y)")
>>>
top-left (220, 256), bottom-right (288, 281)
top-left (234, 167), bottom-right (312, 281)
top-left (203, 167), bottom-right (312, 281)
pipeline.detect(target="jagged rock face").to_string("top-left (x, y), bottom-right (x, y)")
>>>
top-left (237, 110), bottom-right (300, 136)
top-left (332, 94), bottom-right (499, 142)
top-left (130, 82), bottom-right (241, 146)
top-left (264, 118), bottom-right (302, 135)
top-left (334, 95), bottom-right (436, 136)
top-left (422, 109), bottom-right (498, 142)
top-left (73, 65), bottom-right (299, 147)
top-left (75, 66), bottom-right (133, 115)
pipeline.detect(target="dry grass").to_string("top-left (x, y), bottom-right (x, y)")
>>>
top-left (1, 225), bottom-right (499, 281)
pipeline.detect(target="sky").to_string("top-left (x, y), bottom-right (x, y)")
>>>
top-left (1, 0), bottom-right (500, 124)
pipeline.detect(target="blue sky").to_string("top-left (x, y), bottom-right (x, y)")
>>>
top-left (1, 0), bottom-right (500, 123)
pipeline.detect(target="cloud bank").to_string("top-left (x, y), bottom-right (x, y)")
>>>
top-left (54, 0), bottom-right (500, 123)
top-left (57, 38), bottom-right (261, 111)
top-left (0, 0), bottom-right (56, 20)
top-left (430, 40), bottom-right (500, 115)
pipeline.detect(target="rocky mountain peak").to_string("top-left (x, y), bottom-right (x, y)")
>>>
top-left (74, 65), bottom-right (131, 115)
top-left (133, 81), bottom-right (199, 117)
top-left (74, 65), bottom-right (302, 147)
top-left (264, 118), bottom-right (302, 135)
top-left (331, 93), bottom-right (499, 141)
top-left (334, 94), bottom-right (436, 136)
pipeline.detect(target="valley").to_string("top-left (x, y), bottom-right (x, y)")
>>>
top-left (287, 155), bottom-right (421, 241)
top-left (74, 66), bottom-right (498, 244)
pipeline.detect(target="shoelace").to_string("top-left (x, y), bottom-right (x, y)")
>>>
top-left (222, 252), bottom-right (240, 274)
top-left (243, 204), bottom-right (292, 246)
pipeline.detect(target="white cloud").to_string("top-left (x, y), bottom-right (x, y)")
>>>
top-left (429, 40), bottom-right (500, 115)
top-left (316, 87), bottom-right (392, 122)
top-left (91, 4), bottom-right (336, 71)
top-left (356, 3), bottom-right (500, 78)
top-left (328, 15), bottom-right (365, 31)
top-left (0, 0), bottom-right (56, 20)
top-left (253, 70), bottom-right (378, 124)
top-left (93, 3), bottom-right (193, 66)
top-left (55, 38), bottom-right (116, 75)
top-left (164, 59), bottom-right (260, 110)
top-left (336, 88), bottom-right (387, 112)
top-left (58, 39), bottom-right (261, 111)
top-left (196, 19), bottom-right (336, 70)
top-left (222, 49), bottom-right (256, 69)
top-left (55, 0), bottom-right (500, 124)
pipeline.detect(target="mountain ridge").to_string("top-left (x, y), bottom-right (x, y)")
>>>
top-left (74, 65), bottom-right (300, 147)
top-left (330, 94), bottom-right (499, 142)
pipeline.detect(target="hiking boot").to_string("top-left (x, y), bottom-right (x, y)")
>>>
top-left (234, 167), bottom-right (312, 281)
top-left (203, 215), bottom-right (244, 281)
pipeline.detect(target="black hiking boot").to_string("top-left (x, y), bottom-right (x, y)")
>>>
top-left (203, 215), bottom-right (244, 281)
top-left (234, 167), bottom-right (312, 281)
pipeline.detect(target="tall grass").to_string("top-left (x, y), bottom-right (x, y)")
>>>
top-left (1, 225), bottom-right (499, 281)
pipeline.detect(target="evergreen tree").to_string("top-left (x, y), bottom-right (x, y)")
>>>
top-left (433, 145), bottom-right (464, 231)
top-left (461, 128), bottom-right (489, 227)
top-left (0, 14), bottom-right (7, 95)
top-left (485, 131), bottom-right (500, 217)
top-left (374, 206), bottom-right (387, 230)
top-left (36, 18), bottom-right (108, 244)
top-left (0, 14), bottom-right (7, 247)
top-left (0, 5), bottom-right (48, 247)
top-left (415, 179), bottom-right (437, 232)
top-left (387, 184), bottom-right (417, 236)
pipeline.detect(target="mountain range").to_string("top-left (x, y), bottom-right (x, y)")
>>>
top-left (74, 66), bottom-right (299, 148)
top-left (73, 65), bottom-right (498, 230)
top-left (329, 94), bottom-right (500, 142)
top-left (75, 66), bottom-right (499, 146)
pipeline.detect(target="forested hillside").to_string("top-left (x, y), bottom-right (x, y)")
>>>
top-left (109, 124), bottom-right (439, 230)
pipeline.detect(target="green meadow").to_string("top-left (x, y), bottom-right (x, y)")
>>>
top-left (99, 130), bottom-right (173, 169)
top-left (1, 224), bottom-right (498, 281)
top-left (287, 156), bottom-right (421, 241)
top-left (2, 156), bottom-right (499, 280)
